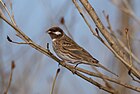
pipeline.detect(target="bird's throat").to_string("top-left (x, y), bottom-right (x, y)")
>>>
top-left (52, 38), bottom-right (56, 42)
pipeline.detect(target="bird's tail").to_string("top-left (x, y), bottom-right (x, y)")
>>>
top-left (76, 61), bottom-right (118, 77)
top-left (94, 63), bottom-right (118, 77)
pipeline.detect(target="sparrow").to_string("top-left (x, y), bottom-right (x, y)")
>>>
top-left (47, 26), bottom-right (117, 76)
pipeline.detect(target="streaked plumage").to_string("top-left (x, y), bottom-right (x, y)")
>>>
top-left (47, 26), bottom-right (117, 76)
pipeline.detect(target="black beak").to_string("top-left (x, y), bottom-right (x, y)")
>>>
top-left (47, 30), bottom-right (51, 34)
top-left (46, 28), bottom-right (52, 34)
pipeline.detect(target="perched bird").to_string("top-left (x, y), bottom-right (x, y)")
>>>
top-left (47, 26), bottom-right (117, 76)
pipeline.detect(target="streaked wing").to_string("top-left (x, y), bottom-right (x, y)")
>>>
top-left (62, 36), bottom-right (98, 63)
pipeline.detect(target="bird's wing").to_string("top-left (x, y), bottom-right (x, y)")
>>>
top-left (62, 36), bottom-right (98, 63)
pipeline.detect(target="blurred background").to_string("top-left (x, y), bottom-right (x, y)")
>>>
top-left (0, 0), bottom-right (140, 94)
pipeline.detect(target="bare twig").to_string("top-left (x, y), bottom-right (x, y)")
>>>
top-left (1, 1), bottom-right (140, 93)
top-left (75, 66), bottom-right (140, 92)
top-left (129, 70), bottom-right (140, 84)
top-left (116, 38), bottom-right (140, 64)
top-left (71, 1), bottom-right (140, 92)
top-left (111, 0), bottom-right (140, 25)
top-left (92, 67), bottom-right (116, 92)
top-left (60, 17), bottom-right (73, 39)
top-left (4, 61), bottom-right (15, 94)
top-left (125, 28), bottom-right (133, 65)
top-left (46, 43), bottom-right (50, 52)
top-left (103, 12), bottom-right (140, 65)
top-left (102, 11), bottom-right (113, 33)
top-left (7, 35), bottom-right (31, 44)
top-left (0, 0), bottom-right (16, 26)
top-left (51, 68), bottom-right (60, 94)
top-left (0, 8), bottom-right (116, 93)
top-left (78, 0), bottom-right (140, 80)
top-left (72, 0), bottom-right (118, 76)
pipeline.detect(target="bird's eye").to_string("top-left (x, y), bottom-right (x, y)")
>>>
top-left (54, 31), bottom-right (61, 35)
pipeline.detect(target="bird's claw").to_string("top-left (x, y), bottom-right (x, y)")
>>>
top-left (72, 64), bottom-right (79, 74)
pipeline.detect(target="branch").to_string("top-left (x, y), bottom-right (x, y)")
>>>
top-left (4, 61), bottom-right (15, 94)
top-left (1, 1), bottom-right (140, 93)
top-left (78, 0), bottom-right (140, 80)
top-left (0, 8), bottom-right (116, 93)
top-left (103, 12), bottom-right (140, 65)
top-left (111, 0), bottom-right (140, 25)
top-left (51, 68), bottom-right (60, 94)
top-left (76, 66), bottom-right (140, 92)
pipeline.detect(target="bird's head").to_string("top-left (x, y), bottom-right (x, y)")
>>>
top-left (47, 27), bottom-right (64, 41)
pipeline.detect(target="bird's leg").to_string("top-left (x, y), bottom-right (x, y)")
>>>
top-left (72, 62), bottom-right (82, 74)
top-left (68, 61), bottom-right (83, 74)
top-left (75, 62), bottom-right (83, 67)
top-left (72, 62), bottom-right (89, 74)
top-left (63, 61), bottom-right (77, 74)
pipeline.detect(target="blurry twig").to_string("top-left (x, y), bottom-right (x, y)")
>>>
top-left (1, 1), bottom-right (140, 93)
top-left (4, 61), bottom-right (15, 94)
top-left (125, 28), bottom-right (132, 65)
top-left (0, 0), bottom-right (16, 26)
top-left (117, 38), bottom-right (140, 64)
top-left (51, 68), bottom-right (60, 94)
top-left (76, 66), bottom-right (140, 92)
top-left (72, 0), bottom-right (125, 77)
top-left (46, 43), bottom-right (50, 52)
top-left (60, 17), bottom-right (73, 39)
top-left (111, 0), bottom-right (140, 25)
top-left (0, 7), bottom-right (116, 94)
top-left (7, 35), bottom-right (31, 44)
top-left (74, 0), bottom-right (140, 79)
top-left (129, 71), bottom-right (140, 84)
top-left (102, 11), bottom-right (113, 33)
top-left (92, 67), bottom-right (115, 91)
top-left (72, 0), bottom-right (140, 92)
top-left (72, 0), bottom-right (117, 91)
top-left (103, 12), bottom-right (140, 65)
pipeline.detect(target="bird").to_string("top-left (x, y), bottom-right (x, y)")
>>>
top-left (47, 26), bottom-right (117, 76)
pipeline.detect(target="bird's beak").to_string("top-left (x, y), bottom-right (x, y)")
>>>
top-left (46, 28), bottom-right (51, 34)
top-left (47, 30), bottom-right (51, 34)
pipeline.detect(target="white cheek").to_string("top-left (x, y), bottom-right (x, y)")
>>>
top-left (54, 31), bottom-right (61, 35)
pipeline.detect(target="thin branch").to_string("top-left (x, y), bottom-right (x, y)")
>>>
top-left (91, 67), bottom-right (115, 93)
top-left (46, 43), bottom-right (50, 52)
top-left (103, 12), bottom-right (140, 65)
top-left (75, 66), bottom-right (140, 92)
top-left (59, 9), bottom-right (116, 89)
top-left (72, 0), bottom-right (118, 77)
top-left (0, 0), bottom-right (16, 26)
top-left (1, 1), bottom-right (140, 93)
top-left (0, 8), bottom-right (116, 93)
top-left (4, 61), bottom-right (15, 94)
top-left (125, 28), bottom-right (133, 65)
top-left (129, 71), bottom-right (140, 84)
top-left (72, 0), bottom-right (126, 77)
top-left (111, 0), bottom-right (140, 25)
top-left (117, 38), bottom-right (140, 64)
top-left (102, 11), bottom-right (113, 33)
top-left (7, 35), bottom-right (31, 44)
top-left (51, 68), bottom-right (60, 94)
top-left (74, 71), bottom-right (116, 93)
top-left (60, 17), bottom-right (73, 39)
top-left (78, 0), bottom-right (140, 80)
